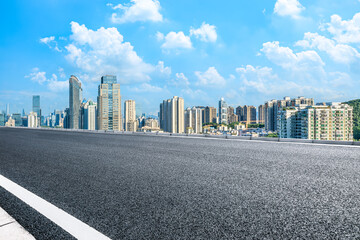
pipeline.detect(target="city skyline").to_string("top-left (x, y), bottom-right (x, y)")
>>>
top-left (1, 0), bottom-right (360, 115)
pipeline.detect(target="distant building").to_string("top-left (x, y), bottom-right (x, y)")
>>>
top-left (204, 106), bottom-right (217, 124)
top-left (184, 107), bottom-right (203, 134)
top-left (159, 96), bottom-right (184, 133)
top-left (32, 95), bottom-right (41, 125)
top-left (28, 112), bottom-right (38, 128)
top-left (227, 106), bottom-right (238, 124)
top-left (6, 104), bottom-right (10, 116)
top-left (124, 100), bottom-right (137, 132)
top-left (69, 76), bottom-right (82, 129)
top-left (236, 105), bottom-right (256, 124)
top-left (0, 113), bottom-right (5, 126)
top-left (97, 75), bottom-right (122, 131)
top-left (218, 98), bottom-right (228, 124)
top-left (80, 100), bottom-right (97, 130)
top-left (64, 108), bottom-right (70, 129)
top-left (265, 96), bottom-right (314, 131)
top-left (258, 104), bottom-right (265, 124)
top-left (12, 113), bottom-right (22, 126)
top-left (277, 102), bottom-right (353, 141)
top-left (5, 117), bottom-right (15, 127)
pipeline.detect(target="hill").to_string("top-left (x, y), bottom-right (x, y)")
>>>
top-left (344, 99), bottom-right (360, 140)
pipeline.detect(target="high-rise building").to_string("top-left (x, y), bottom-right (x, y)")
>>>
top-left (184, 107), bottom-right (203, 134)
top-left (227, 106), bottom-right (238, 124)
top-left (236, 105), bottom-right (257, 124)
top-left (6, 104), bottom-right (10, 116)
top-left (64, 108), bottom-right (70, 129)
top-left (32, 95), bottom-right (41, 125)
top-left (159, 96), bottom-right (184, 133)
top-left (218, 98), bottom-right (228, 125)
top-left (124, 100), bottom-right (137, 132)
top-left (265, 96), bottom-right (314, 131)
top-left (69, 76), bottom-right (82, 129)
top-left (204, 106), bottom-right (217, 124)
top-left (28, 112), bottom-right (38, 128)
top-left (80, 100), bottom-right (97, 130)
top-left (97, 75), bottom-right (122, 131)
top-left (12, 113), bottom-right (22, 126)
top-left (0, 113), bottom-right (5, 126)
top-left (277, 103), bottom-right (353, 141)
top-left (258, 104), bottom-right (265, 124)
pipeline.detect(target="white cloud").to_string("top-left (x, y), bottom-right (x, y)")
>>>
top-left (155, 61), bottom-right (171, 76)
top-left (156, 31), bottom-right (164, 41)
top-left (161, 31), bottom-right (192, 49)
top-left (65, 21), bottom-right (154, 83)
top-left (25, 68), bottom-right (68, 92)
top-left (40, 36), bottom-right (61, 52)
top-left (261, 41), bottom-right (324, 72)
top-left (109, 0), bottom-right (163, 24)
top-left (58, 67), bottom-right (66, 78)
top-left (274, 0), bottom-right (305, 19)
top-left (295, 32), bottom-right (360, 64)
top-left (195, 67), bottom-right (226, 87)
top-left (326, 13), bottom-right (360, 44)
top-left (132, 83), bottom-right (163, 92)
top-left (190, 22), bottom-right (217, 43)
top-left (170, 73), bottom-right (189, 87)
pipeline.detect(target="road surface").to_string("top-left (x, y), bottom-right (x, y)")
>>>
top-left (1, 127), bottom-right (360, 239)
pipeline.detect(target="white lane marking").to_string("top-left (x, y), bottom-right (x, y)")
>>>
top-left (0, 175), bottom-right (111, 240)
top-left (155, 134), bottom-right (360, 148)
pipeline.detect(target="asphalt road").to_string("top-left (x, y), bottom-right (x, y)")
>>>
top-left (1, 127), bottom-right (360, 239)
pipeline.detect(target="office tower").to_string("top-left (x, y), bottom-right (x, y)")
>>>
top-left (265, 96), bottom-right (314, 131)
top-left (0, 113), bottom-right (5, 126)
top-left (12, 113), bottom-right (22, 126)
top-left (258, 105), bottom-right (265, 124)
top-left (204, 107), bottom-right (217, 124)
top-left (32, 96), bottom-right (41, 125)
top-left (28, 112), bottom-right (38, 128)
top-left (218, 98), bottom-right (228, 124)
top-left (69, 76), bottom-right (82, 129)
top-left (159, 96), bottom-right (184, 133)
top-left (184, 107), bottom-right (203, 134)
top-left (124, 100), bottom-right (137, 132)
top-left (80, 100), bottom-right (97, 130)
top-left (97, 75), bottom-right (122, 131)
top-left (277, 103), bottom-right (353, 141)
top-left (6, 104), bottom-right (10, 116)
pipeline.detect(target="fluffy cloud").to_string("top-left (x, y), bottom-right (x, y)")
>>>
top-left (326, 13), bottom-right (360, 44)
top-left (195, 67), bottom-right (226, 87)
top-left (169, 73), bottom-right (190, 87)
top-left (65, 21), bottom-right (154, 83)
top-left (190, 22), bottom-right (217, 43)
top-left (261, 41), bottom-right (324, 72)
top-left (274, 0), bottom-right (305, 19)
top-left (25, 68), bottom-right (68, 92)
top-left (160, 31), bottom-right (192, 49)
top-left (295, 32), bottom-right (360, 64)
top-left (109, 0), bottom-right (163, 24)
top-left (40, 36), bottom-right (61, 52)
top-left (155, 61), bottom-right (171, 76)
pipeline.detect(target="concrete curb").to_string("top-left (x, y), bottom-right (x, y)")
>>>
top-left (0, 207), bottom-right (35, 240)
top-left (1, 126), bottom-right (359, 147)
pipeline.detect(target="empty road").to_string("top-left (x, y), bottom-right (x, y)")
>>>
top-left (1, 127), bottom-right (360, 239)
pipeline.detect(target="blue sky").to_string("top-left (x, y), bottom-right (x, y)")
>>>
top-left (1, 0), bottom-right (360, 115)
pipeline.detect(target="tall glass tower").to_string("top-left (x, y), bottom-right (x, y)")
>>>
top-left (218, 97), bottom-right (228, 125)
top-left (97, 75), bottom-right (122, 131)
top-left (69, 75), bottom-right (82, 129)
top-left (32, 95), bottom-right (41, 125)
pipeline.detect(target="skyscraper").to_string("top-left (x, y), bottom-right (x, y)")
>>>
top-left (32, 96), bottom-right (41, 125)
top-left (28, 112), bottom-right (38, 128)
top-left (124, 100), bottom-right (137, 132)
top-left (80, 100), bottom-right (97, 130)
top-left (218, 98), bottom-right (228, 124)
top-left (159, 96), bottom-right (184, 133)
top-left (6, 104), bottom-right (10, 116)
top-left (258, 104), bottom-right (265, 124)
top-left (97, 75), bottom-right (122, 131)
top-left (69, 75), bottom-right (82, 129)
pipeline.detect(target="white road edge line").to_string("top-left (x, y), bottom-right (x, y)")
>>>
top-left (157, 134), bottom-right (360, 148)
top-left (0, 175), bottom-right (111, 240)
